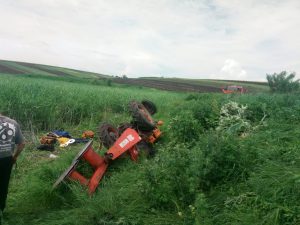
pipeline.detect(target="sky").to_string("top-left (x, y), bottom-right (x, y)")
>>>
top-left (0, 0), bottom-right (299, 81)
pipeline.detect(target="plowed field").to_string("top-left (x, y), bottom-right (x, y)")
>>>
top-left (114, 78), bottom-right (221, 93)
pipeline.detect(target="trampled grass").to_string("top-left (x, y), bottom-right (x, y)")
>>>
top-left (0, 74), bottom-right (299, 225)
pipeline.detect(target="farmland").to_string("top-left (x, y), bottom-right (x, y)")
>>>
top-left (0, 69), bottom-right (299, 225)
top-left (0, 60), bottom-right (268, 93)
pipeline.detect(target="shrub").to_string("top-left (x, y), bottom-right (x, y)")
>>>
top-left (168, 110), bottom-right (202, 143)
top-left (184, 94), bottom-right (223, 130)
top-left (142, 133), bottom-right (257, 209)
top-left (216, 101), bottom-right (251, 135)
top-left (266, 71), bottom-right (299, 93)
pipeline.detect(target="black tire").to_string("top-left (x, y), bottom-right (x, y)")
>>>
top-left (98, 123), bottom-right (119, 149)
top-left (141, 100), bottom-right (157, 115)
top-left (117, 122), bottom-right (132, 136)
top-left (129, 101), bottom-right (156, 131)
top-left (136, 141), bottom-right (156, 157)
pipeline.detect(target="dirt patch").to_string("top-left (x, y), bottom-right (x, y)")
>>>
top-left (114, 78), bottom-right (221, 93)
top-left (0, 63), bottom-right (24, 74)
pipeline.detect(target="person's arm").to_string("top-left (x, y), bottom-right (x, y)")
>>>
top-left (12, 142), bottom-right (25, 163)
top-left (12, 122), bottom-right (25, 163)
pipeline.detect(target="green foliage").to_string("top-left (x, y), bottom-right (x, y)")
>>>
top-left (0, 74), bottom-right (182, 130)
top-left (168, 110), bottom-right (202, 143)
top-left (266, 71), bottom-right (299, 93)
top-left (216, 101), bottom-right (251, 135)
top-left (1, 75), bottom-right (300, 225)
top-left (188, 96), bottom-right (221, 130)
top-left (142, 133), bottom-right (257, 209)
top-left (184, 94), bottom-right (222, 130)
top-left (106, 78), bottom-right (112, 86)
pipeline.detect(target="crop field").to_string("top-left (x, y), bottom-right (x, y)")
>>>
top-left (0, 60), bottom-right (269, 93)
top-left (0, 73), bottom-right (299, 225)
top-left (122, 77), bottom-right (269, 93)
top-left (0, 60), bottom-right (110, 79)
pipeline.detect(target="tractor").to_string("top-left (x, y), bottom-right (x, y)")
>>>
top-left (53, 100), bottom-right (162, 194)
top-left (221, 85), bottom-right (247, 94)
top-left (98, 100), bottom-right (162, 159)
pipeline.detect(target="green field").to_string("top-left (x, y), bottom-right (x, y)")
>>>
top-left (0, 60), bottom-right (269, 93)
top-left (0, 60), bottom-right (110, 79)
top-left (0, 73), bottom-right (299, 225)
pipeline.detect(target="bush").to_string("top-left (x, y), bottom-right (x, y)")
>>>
top-left (168, 110), bottom-right (203, 143)
top-left (142, 133), bottom-right (257, 209)
top-left (216, 101), bottom-right (251, 135)
top-left (266, 71), bottom-right (299, 93)
top-left (183, 94), bottom-right (223, 130)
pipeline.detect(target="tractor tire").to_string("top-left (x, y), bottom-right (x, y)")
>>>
top-left (129, 101), bottom-right (156, 131)
top-left (141, 100), bottom-right (157, 115)
top-left (117, 122), bottom-right (132, 136)
top-left (98, 122), bottom-right (119, 149)
top-left (136, 141), bottom-right (156, 157)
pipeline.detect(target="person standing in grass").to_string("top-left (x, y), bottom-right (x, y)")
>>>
top-left (0, 114), bottom-right (25, 220)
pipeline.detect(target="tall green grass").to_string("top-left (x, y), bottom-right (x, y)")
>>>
top-left (1, 74), bottom-right (299, 225)
top-left (0, 74), bottom-right (183, 130)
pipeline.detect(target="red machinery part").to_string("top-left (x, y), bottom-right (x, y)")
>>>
top-left (106, 128), bottom-right (141, 160)
top-left (53, 128), bottom-right (142, 194)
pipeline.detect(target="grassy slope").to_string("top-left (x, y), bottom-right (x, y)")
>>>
top-left (0, 60), bottom-right (110, 79)
top-left (0, 74), bottom-right (299, 225)
top-left (1, 65), bottom-right (299, 225)
top-left (0, 74), bottom-right (185, 225)
top-left (0, 60), bottom-right (268, 92)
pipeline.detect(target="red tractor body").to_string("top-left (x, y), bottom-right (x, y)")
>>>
top-left (221, 85), bottom-right (246, 94)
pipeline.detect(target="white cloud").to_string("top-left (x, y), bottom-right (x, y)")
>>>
top-left (219, 59), bottom-right (247, 80)
top-left (0, 0), bottom-right (300, 80)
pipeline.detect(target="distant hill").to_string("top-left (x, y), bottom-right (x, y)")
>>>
top-left (0, 59), bottom-right (110, 79)
top-left (0, 59), bottom-right (268, 93)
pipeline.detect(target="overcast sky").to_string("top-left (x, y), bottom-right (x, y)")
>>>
top-left (1, 0), bottom-right (299, 81)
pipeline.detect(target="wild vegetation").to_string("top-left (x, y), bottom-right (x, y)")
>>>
top-left (0, 74), bottom-right (299, 225)
top-left (266, 71), bottom-right (299, 93)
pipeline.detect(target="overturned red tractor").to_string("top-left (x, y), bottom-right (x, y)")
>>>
top-left (99, 100), bottom-right (162, 158)
top-left (53, 100), bottom-right (162, 194)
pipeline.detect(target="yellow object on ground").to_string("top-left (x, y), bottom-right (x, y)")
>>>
top-left (57, 137), bottom-right (70, 145)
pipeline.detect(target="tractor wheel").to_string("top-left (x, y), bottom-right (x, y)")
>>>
top-left (136, 141), bottom-right (156, 157)
top-left (129, 101), bottom-right (156, 131)
top-left (141, 100), bottom-right (157, 115)
top-left (98, 122), bottom-right (119, 149)
top-left (117, 122), bottom-right (132, 136)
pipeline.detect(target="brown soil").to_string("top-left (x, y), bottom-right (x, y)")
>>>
top-left (114, 78), bottom-right (221, 93)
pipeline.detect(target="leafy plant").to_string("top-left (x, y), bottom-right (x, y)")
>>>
top-left (266, 71), bottom-right (299, 93)
top-left (168, 110), bottom-right (202, 143)
top-left (216, 101), bottom-right (251, 135)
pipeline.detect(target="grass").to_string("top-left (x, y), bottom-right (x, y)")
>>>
top-left (1, 60), bottom-right (269, 93)
top-left (0, 74), bottom-right (183, 130)
top-left (0, 60), bottom-right (110, 79)
top-left (0, 74), bottom-right (299, 225)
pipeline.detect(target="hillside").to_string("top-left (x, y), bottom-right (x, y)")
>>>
top-left (0, 60), bottom-right (268, 93)
top-left (0, 74), bottom-right (299, 225)
top-left (0, 59), bottom-right (110, 79)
